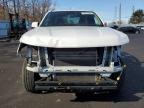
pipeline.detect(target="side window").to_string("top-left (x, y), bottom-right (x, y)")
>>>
top-left (94, 16), bottom-right (102, 26)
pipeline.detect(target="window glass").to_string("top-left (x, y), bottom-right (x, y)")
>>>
top-left (40, 11), bottom-right (103, 27)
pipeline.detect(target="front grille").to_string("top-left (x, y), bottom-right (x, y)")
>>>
top-left (47, 48), bottom-right (104, 66)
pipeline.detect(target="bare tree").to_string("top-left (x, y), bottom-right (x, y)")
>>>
top-left (0, 0), bottom-right (54, 21)
top-left (34, 0), bottom-right (52, 21)
top-left (29, 0), bottom-right (52, 21)
top-left (20, 0), bottom-right (30, 20)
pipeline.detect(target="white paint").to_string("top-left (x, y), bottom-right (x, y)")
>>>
top-left (20, 26), bottom-right (129, 48)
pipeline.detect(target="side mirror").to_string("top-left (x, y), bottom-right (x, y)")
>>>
top-left (31, 22), bottom-right (39, 28)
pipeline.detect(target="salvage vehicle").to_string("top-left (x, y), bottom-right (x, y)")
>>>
top-left (17, 10), bottom-right (129, 95)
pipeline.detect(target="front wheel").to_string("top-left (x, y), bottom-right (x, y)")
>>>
top-left (22, 59), bottom-right (40, 93)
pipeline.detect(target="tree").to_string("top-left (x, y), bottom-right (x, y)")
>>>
top-left (39, 0), bottom-right (52, 20)
top-left (0, 0), bottom-right (54, 21)
top-left (30, 0), bottom-right (53, 21)
top-left (129, 9), bottom-right (144, 24)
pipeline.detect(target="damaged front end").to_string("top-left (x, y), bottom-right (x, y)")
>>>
top-left (17, 43), bottom-right (126, 93)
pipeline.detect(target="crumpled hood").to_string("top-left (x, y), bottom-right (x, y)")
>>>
top-left (20, 26), bottom-right (129, 48)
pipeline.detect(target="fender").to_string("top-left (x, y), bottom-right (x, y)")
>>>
top-left (17, 43), bottom-right (27, 55)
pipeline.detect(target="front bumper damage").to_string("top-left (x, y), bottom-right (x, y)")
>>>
top-left (18, 43), bottom-right (124, 92)
top-left (35, 81), bottom-right (118, 92)
top-left (27, 65), bottom-right (123, 92)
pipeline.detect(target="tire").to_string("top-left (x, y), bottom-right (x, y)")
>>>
top-left (22, 59), bottom-right (39, 93)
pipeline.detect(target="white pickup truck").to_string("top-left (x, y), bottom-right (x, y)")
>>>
top-left (17, 10), bottom-right (129, 95)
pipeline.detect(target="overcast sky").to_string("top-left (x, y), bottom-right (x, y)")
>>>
top-left (55, 0), bottom-right (144, 23)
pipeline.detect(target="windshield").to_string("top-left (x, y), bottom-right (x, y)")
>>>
top-left (40, 11), bottom-right (103, 27)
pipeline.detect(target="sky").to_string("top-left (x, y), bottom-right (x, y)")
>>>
top-left (55, 0), bottom-right (144, 23)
